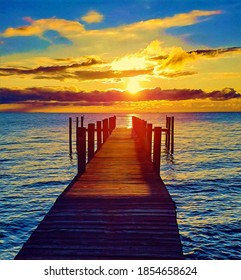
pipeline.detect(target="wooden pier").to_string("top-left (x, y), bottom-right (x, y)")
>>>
top-left (15, 116), bottom-right (183, 260)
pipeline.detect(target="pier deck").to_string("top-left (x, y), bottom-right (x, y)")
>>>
top-left (15, 128), bottom-right (183, 260)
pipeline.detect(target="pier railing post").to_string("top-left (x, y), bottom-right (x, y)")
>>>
top-left (153, 127), bottom-right (162, 174)
top-left (166, 117), bottom-right (171, 151)
top-left (109, 116), bottom-right (116, 134)
top-left (113, 116), bottom-right (116, 130)
top-left (69, 117), bottom-right (72, 155)
top-left (88, 123), bottom-right (95, 162)
top-left (77, 127), bottom-right (86, 175)
top-left (165, 116), bottom-right (168, 148)
top-left (103, 118), bottom-right (109, 143)
top-left (76, 117), bottom-right (79, 151)
top-left (81, 116), bottom-right (84, 127)
top-left (97, 121), bottom-right (102, 150)
top-left (142, 120), bottom-right (147, 145)
top-left (146, 123), bottom-right (153, 158)
top-left (171, 116), bottom-right (174, 154)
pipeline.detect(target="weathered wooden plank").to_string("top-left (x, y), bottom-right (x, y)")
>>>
top-left (15, 128), bottom-right (183, 260)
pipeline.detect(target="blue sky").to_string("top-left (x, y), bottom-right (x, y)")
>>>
top-left (1, 0), bottom-right (240, 49)
top-left (0, 0), bottom-right (241, 112)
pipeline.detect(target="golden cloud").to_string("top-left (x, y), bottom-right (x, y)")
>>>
top-left (1, 18), bottom-right (85, 38)
top-left (81, 10), bottom-right (104, 23)
top-left (1, 9), bottom-right (221, 41)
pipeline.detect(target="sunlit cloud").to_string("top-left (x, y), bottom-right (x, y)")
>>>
top-left (1, 43), bottom-right (240, 83)
top-left (1, 9), bottom-right (221, 43)
top-left (1, 18), bottom-right (85, 39)
top-left (81, 10), bottom-right (104, 23)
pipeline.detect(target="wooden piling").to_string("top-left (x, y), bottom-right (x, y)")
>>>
top-left (166, 117), bottom-right (171, 151)
top-left (109, 116), bottom-right (116, 134)
top-left (165, 116), bottom-right (168, 148)
top-left (103, 118), bottom-right (109, 143)
top-left (81, 116), bottom-right (84, 127)
top-left (76, 117), bottom-right (79, 151)
top-left (69, 117), bottom-right (72, 155)
top-left (77, 127), bottom-right (86, 175)
top-left (171, 116), bottom-right (174, 154)
top-left (96, 121), bottom-right (102, 150)
top-left (146, 123), bottom-right (153, 157)
top-left (153, 127), bottom-right (162, 173)
top-left (87, 123), bottom-right (95, 162)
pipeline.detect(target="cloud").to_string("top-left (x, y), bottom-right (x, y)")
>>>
top-left (119, 10), bottom-right (221, 32)
top-left (23, 17), bottom-right (34, 23)
top-left (1, 10), bottom-right (220, 41)
top-left (159, 71), bottom-right (197, 78)
top-left (0, 9), bottom-right (224, 63)
top-left (1, 18), bottom-right (85, 39)
top-left (1, 87), bottom-right (240, 106)
top-left (81, 10), bottom-right (104, 23)
top-left (1, 44), bottom-right (240, 82)
top-left (146, 43), bottom-right (241, 72)
top-left (0, 57), bottom-right (104, 76)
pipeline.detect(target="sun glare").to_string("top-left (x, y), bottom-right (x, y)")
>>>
top-left (126, 78), bottom-right (142, 94)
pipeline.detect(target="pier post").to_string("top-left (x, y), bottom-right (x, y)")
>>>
top-left (69, 117), bottom-right (72, 155)
top-left (165, 116), bottom-right (168, 148)
top-left (166, 117), bottom-right (171, 151)
top-left (103, 118), bottom-right (109, 143)
top-left (113, 116), bottom-right (116, 130)
top-left (142, 120), bottom-right (147, 145)
top-left (109, 116), bottom-right (116, 134)
top-left (171, 116), bottom-right (174, 154)
top-left (81, 116), bottom-right (84, 127)
top-left (88, 123), bottom-right (95, 162)
top-left (153, 127), bottom-right (162, 174)
top-left (76, 117), bottom-right (79, 151)
top-left (109, 116), bottom-right (114, 134)
top-left (77, 127), bottom-right (86, 175)
top-left (146, 123), bottom-right (153, 158)
top-left (97, 121), bottom-right (102, 150)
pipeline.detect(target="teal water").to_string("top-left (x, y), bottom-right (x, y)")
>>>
top-left (0, 112), bottom-right (241, 259)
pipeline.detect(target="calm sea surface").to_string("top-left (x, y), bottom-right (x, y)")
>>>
top-left (0, 112), bottom-right (241, 260)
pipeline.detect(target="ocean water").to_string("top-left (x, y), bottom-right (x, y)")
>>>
top-left (0, 112), bottom-right (241, 260)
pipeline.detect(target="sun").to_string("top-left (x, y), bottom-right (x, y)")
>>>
top-left (126, 78), bottom-right (142, 94)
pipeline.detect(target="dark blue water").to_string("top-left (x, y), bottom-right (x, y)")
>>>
top-left (0, 112), bottom-right (241, 259)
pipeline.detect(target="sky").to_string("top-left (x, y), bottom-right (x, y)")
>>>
top-left (0, 0), bottom-right (241, 112)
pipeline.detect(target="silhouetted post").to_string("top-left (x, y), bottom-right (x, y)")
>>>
top-left (109, 116), bottom-right (116, 134)
top-left (153, 127), bottom-right (162, 174)
top-left (146, 123), bottom-right (153, 157)
top-left (88, 123), bottom-right (95, 162)
top-left (113, 116), bottom-right (116, 130)
top-left (76, 117), bottom-right (79, 151)
top-left (97, 121), bottom-right (102, 150)
top-left (166, 117), bottom-right (171, 151)
top-left (171, 116), bottom-right (174, 154)
top-left (165, 116), bottom-right (168, 148)
top-left (103, 118), bottom-right (109, 143)
top-left (77, 127), bottom-right (86, 175)
top-left (69, 117), bottom-right (72, 155)
top-left (81, 116), bottom-right (84, 127)
top-left (109, 117), bottom-right (113, 134)
top-left (142, 120), bottom-right (147, 145)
